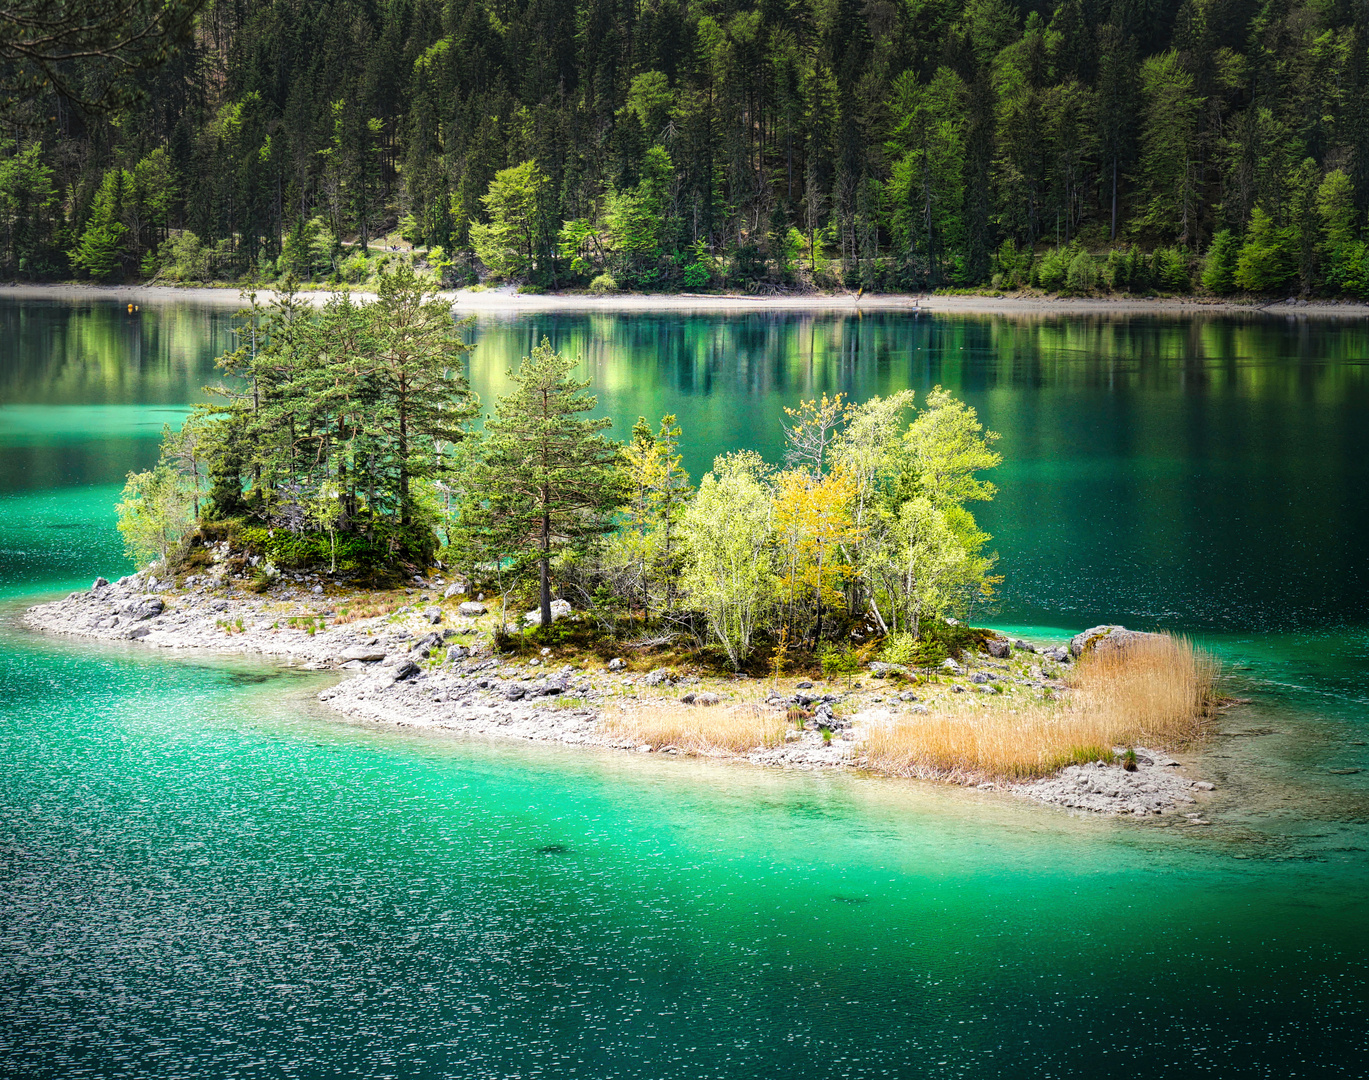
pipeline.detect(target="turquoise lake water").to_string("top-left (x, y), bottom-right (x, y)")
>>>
top-left (1, 298), bottom-right (1366, 1077)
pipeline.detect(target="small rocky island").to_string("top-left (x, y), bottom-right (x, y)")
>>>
top-left (25, 558), bottom-right (1217, 822)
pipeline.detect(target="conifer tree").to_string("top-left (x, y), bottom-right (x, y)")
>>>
top-left (478, 338), bottom-right (625, 627)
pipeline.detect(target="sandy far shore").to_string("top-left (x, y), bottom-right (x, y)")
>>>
top-left (4, 281), bottom-right (1369, 318)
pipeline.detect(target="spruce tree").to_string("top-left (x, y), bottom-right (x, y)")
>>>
top-left (478, 338), bottom-right (625, 628)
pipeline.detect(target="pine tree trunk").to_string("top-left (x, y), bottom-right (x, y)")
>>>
top-left (540, 486), bottom-right (552, 628)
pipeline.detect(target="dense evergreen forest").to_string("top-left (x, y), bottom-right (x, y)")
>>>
top-left (9, 0), bottom-right (1369, 295)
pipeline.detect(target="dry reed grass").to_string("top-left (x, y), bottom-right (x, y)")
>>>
top-left (603, 701), bottom-right (786, 754)
top-left (862, 633), bottom-right (1216, 782)
top-left (333, 598), bottom-right (404, 625)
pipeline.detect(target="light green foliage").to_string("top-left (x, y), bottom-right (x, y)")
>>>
top-left (115, 466), bottom-right (193, 567)
top-left (590, 272), bottom-right (618, 294)
top-left (152, 231), bottom-right (212, 282)
top-left (1065, 249), bottom-right (1097, 294)
top-left (1136, 51), bottom-right (1201, 242)
top-left (1317, 170), bottom-right (1358, 249)
top-left (470, 160), bottom-right (549, 280)
top-left (1235, 207), bottom-right (1297, 293)
top-left (608, 415), bottom-right (693, 620)
top-left (904, 388), bottom-right (1001, 510)
top-left (1316, 170), bottom-right (1369, 298)
top-left (886, 67), bottom-right (966, 285)
top-left (1202, 231), bottom-right (1239, 294)
top-left (625, 71), bottom-right (674, 139)
top-left (0, 142), bottom-right (58, 275)
top-left (679, 452), bottom-right (776, 668)
top-left (829, 388), bottom-right (1001, 635)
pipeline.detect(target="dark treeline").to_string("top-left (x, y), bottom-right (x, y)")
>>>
top-left (9, 0), bottom-right (1369, 294)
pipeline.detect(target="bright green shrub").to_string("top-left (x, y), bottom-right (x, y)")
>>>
top-left (1065, 250), bottom-right (1098, 294)
top-left (1235, 208), bottom-right (1297, 292)
top-left (1202, 230), bottom-right (1240, 293)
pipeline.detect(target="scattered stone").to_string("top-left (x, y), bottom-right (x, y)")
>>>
top-left (636, 744), bottom-right (653, 753)
top-left (446, 645), bottom-right (470, 662)
top-left (868, 661), bottom-right (909, 678)
top-left (898, 691), bottom-right (919, 702)
top-left (796, 680), bottom-right (813, 689)
top-left (643, 669), bottom-right (672, 687)
top-left (91, 577), bottom-right (109, 590)
top-left (1041, 646), bottom-right (1070, 663)
top-left (970, 672), bottom-right (991, 684)
top-left (941, 658), bottom-right (965, 675)
top-left (1192, 781), bottom-right (1215, 791)
top-left (428, 610), bottom-right (442, 624)
top-left (985, 637), bottom-right (1011, 659)
top-left (458, 601), bottom-right (487, 617)
top-left (1012, 639), bottom-right (1036, 652)
top-left (608, 657), bottom-right (626, 671)
top-left (393, 661), bottom-right (421, 681)
top-left (693, 691), bottom-right (720, 706)
top-left (312, 584), bottom-right (324, 594)
top-left (443, 582), bottom-right (466, 599)
top-left (524, 598), bottom-right (573, 625)
top-left (504, 684), bottom-right (526, 701)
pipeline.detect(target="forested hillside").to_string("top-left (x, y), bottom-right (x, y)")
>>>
top-left (9, 0), bottom-right (1369, 295)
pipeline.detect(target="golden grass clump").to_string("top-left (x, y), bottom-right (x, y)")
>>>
top-left (604, 702), bottom-right (786, 755)
top-left (862, 702), bottom-right (1110, 781)
top-left (332, 598), bottom-right (404, 625)
top-left (861, 632), bottom-right (1216, 782)
top-left (1071, 632), bottom-right (1216, 747)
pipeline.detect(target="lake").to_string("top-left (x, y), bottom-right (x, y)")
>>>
top-left (1, 296), bottom-right (1366, 1077)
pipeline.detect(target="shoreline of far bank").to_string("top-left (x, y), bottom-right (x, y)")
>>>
top-left (3, 281), bottom-right (1369, 319)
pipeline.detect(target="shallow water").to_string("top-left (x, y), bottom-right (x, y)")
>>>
top-left (1, 298), bottom-right (1366, 1077)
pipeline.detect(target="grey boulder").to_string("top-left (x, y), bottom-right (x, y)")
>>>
top-left (1070, 625), bottom-right (1166, 658)
top-left (985, 637), bottom-right (1011, 659)
top-left (123, 597), bottom-right (164, 621)
top-left (457, 601), bottom-right (488, 617)
top-left (341, 646), bottom-right (386, 662)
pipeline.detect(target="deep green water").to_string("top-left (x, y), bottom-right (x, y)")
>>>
top-left (2, 298), bottom-right (1366, 1077)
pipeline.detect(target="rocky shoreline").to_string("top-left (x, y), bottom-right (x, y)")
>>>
top-left (22, 567), bottom-right (1217, 821)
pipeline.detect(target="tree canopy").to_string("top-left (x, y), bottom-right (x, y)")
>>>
top-left (4, 0), bottom-right (1367, 295)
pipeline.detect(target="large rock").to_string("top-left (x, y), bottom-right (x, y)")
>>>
top-left (446, 644), bottom-right (470, 662)
top-left (868, 661), bottom-right (910, 678)
top-left (457, 601), bottom-right (487, 617)
top-left (1070, 625), bottom-right (1165, 658)
top-left (985, 637), bottom-right (1011, 659)
top-left (523, 598), bottom-right (572, 626)
top-left (443, 583), bottom-right (466, 599)
top-left (341, 646), bottom-right (386, 662)
top-left (123, 597), bottom-right (164, 621)
top-left (91, 577), bottom-right (109, 590)
top-left (393, 660), bottom-right (421, 681)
